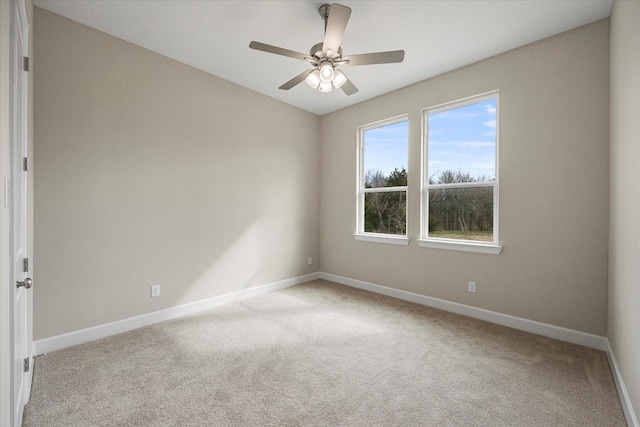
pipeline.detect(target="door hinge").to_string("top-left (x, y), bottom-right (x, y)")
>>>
top-left (23, 157), bottom-right (28, 172)
top-left (23, 56), bottom-right (29, 72)
top-left (23, 357), bottom-right (30, 373)
top-left (23, 258), bottom-right (29, 273)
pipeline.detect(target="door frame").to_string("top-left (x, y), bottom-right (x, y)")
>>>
top-left (11, 0), bottom-right (31, 424)
top-left (1, 0), bottom-right (33, 426)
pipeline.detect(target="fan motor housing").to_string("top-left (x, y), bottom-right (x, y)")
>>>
top-left (310, 42), bottom-right (342, 60)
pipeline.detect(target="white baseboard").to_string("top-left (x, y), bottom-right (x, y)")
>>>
top-left (319, 272), bottom-right (608, 351)
top-left (34, 272), bottom-right (321, 355)
top-left (606, 339), bottom-right (640, 427)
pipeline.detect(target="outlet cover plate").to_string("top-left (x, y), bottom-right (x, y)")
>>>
top-left (468, 282), bottom-right (477, 293)
top-left (151, 285), bottom-right (160, 298)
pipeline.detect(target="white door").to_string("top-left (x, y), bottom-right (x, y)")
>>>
top-left (10, 1), bottom-right (31, 426)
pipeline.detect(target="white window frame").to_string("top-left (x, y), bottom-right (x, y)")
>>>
top-left (354, 114), bottom-right (409, 246)
top-left (418, 91), bottom-right (502, 255)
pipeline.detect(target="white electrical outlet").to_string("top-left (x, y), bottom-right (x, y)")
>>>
top-left (151, 285), bottom-right (160, 298)
top-left (468, 281), bottom-right (477, 293)
top-left (308, 257), bottom-right (313, 265)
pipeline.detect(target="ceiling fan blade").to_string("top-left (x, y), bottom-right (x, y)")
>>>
top-left (249, 41), bottom-right (308, 61)
top-left (343, 50), bottom-right (405, 66)
top-left (322, 4), bottom-right (351, 57)
top-left (340, 75), bottom-right (358, 96)
top-left (279, 69), bottom-right (314, 90)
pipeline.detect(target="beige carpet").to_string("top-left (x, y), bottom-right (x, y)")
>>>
top-left (23, 280), bottom-right (626, 426)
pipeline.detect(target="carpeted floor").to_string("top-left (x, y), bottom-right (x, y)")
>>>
top-left (23, 280), bottom-right (626, 426)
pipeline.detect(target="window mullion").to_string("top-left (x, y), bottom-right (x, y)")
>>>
top-left (427, 181), bottom-right (495, 190)
top-left (363, 186), bottom-right (408, 193)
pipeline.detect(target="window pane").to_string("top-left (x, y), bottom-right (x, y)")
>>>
top-left (428, 99), bottom-right (496, 183)
top-left (428, 187), bottom-right (493, 242)
top-left (364, 121), bottom-right (408, 188)
top-left (364, 191), bottom-right (407, 235)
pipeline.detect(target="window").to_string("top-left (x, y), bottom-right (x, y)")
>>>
top-left (419, 92), bottom-right (501, 254)
top-left (355, 116), bottom-right (409, 245)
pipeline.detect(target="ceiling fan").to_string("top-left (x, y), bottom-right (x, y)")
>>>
top-left (249, 3), bottom-right (405, 96)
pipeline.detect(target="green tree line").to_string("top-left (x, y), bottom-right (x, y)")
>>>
top-left (363, 168), bottom-right (493, 239)
top-left (364, 167), bottom-right (407, 235)
top-left (428, 170), bottom-right (493, 239)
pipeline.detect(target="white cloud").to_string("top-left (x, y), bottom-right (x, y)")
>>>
top-left (484, 104), bottom-right (497, 114)
top-left (483, 119), bottom-right (496, 129)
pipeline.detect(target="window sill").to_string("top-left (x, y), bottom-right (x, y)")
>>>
top-left (417, 238), bottom-right (502, 255)
top-left (354, 233), bottom-right (410, 246)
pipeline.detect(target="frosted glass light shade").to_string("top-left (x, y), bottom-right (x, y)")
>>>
top-left (319, 63), bottom-right (334, 83)
top-left (319, 81), bottom-right (333, 93)
top-left (332, 70), bottom-right (347, 89)
top-left (305, 70), bottom-right (321, 89)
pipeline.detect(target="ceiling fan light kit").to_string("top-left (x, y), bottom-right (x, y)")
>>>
top-left (249, 3), bottom-right (405, 96)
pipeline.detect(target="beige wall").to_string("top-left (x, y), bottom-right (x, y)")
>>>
top-left (609, 0), bottom-right (640, 418)
top-left (320, 20), bottom-right (610, 336)
top-left (33, 5), bottom-right (616, 345)
top-left (33, 8), bottom-right (320, 339)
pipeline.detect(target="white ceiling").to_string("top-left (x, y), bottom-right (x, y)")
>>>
top-left (33, 0), bottom-right (612, 116)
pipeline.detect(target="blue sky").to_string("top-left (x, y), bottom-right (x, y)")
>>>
top-left (428, 99), bottom-right (497, 181)
top-left (363, 120), bottom-right (408, 177)
top-left (363, 98), bottom-right (496, 181)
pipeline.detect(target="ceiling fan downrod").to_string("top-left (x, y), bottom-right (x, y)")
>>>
top-left (319, 4), bottom-right (331, 32)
